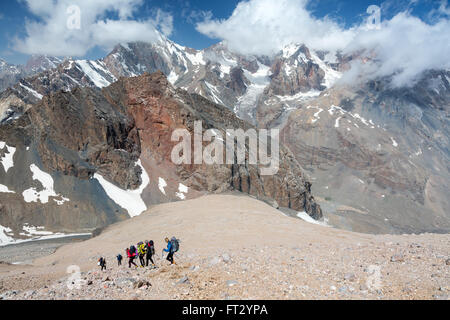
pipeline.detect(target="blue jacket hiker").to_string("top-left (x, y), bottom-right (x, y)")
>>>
top-left (116, 253), bottom-right (123, 266)
top-left (163, 237), bottom-right (175, 265)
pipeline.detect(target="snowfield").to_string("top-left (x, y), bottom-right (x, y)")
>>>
top-left (76, 60), bottom-right (116, 88)
top-left (19, 83), bottom-right (43, 99)
top-left (94, 160), bottom-right (150, 217)
top-left (22, 164), bottom-right (70, 205)
top-left (0, 184), bottom-right (15, 193)
top-left (0, 141), bottom-right (16, 173)
top-left (234, 62), bottom-right (271, 118)
top-left (0, 225), bottom-right (14, 245)
top-left (297, 211), bottom-right (329, 226)
top-left (176, 183), bottom-right (189, 200)
top-left (158, 177), bottom-right (167, 195)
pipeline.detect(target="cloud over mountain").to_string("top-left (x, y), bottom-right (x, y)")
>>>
top-left (196, 0), bottom-right (450, 87)
top-left (342, 12), bottom-right (450, 87)
top-left (196, 0), bottom-right (355, 56)
top-left (14, 0), bottom-right (173, 57)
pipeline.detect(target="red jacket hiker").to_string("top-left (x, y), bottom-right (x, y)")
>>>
top-left (126, 248), bottom-right (137, 268)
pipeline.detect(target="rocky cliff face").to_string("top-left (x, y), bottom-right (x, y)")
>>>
top-left (265, 45), bottom-right (325, 97)
top-left (0, 72), bottom-right (322, 244)
top-left (281, 70), bottom-right (450, 234)
top-left (112, 72), bottom-right (321, 218)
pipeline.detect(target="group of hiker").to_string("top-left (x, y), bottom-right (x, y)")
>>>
top-left (98, 237), bottom-right (180, 271)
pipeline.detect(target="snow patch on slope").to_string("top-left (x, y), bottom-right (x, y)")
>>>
top-left (158, 177), bottom-right (167, 195)
top-left (185, 51), bottom-right (205, 66)
top-left (0, 225), bottom-right (14, 245)
top-left (176, 183), bottom-right (188, 200)
top-left (234, 62), bottom-right (271, 118)
top-left (391, 137), bottom-right (398, 147)
top-left (77, 60), bottom-right (115, 88)
top-left (0, 184), bottom-right (15, 193)
top-left (204, 81), bottom-right (224, 105)
top-left (307, 106), bottom-right (323, 123)
top-left (275, 89), bottom-right (321, 102)
top-left (310, 52), bottom-right (342, 88)
top-left (335, 116), bottom-right (342, 128)
top-left (21, 224), bottom-right (54, 236)
top-left (0, 141), bottom-right (16, 173)
top-left (22, 164), bottom-right (70, 205)
top-left (297, 212), bottom-right (329, 226)
top-left (168, 71), bottom-right (178, 85)
top-left (19, 83), bottom-right (43, 99)
top-left (94, 160), bottom-right (150, 217)
top-left (1, 224), bottom-right (91, 247)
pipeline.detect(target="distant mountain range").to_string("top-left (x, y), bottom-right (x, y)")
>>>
top-left (0, 55), bottom-right (63, 93)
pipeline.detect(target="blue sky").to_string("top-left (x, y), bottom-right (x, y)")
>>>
top-left (0, 0), bottom-right (447, 64)
top-left (0, 0), bottom-right (241, 63)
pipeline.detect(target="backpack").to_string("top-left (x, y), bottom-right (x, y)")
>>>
top-left (138, 243), bottom-right (146, 255)
top-left (170, 237), bottom-right (180, 253)
top-left (147, 241), bottom-right (155, 255)
top-left (130, 245), bottom-right (136, 255)
top-left (117, 254), bottom-right (122, 260)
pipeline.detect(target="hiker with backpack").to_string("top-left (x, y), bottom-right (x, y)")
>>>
top-left (145, 240), bottom-right (156, 267)
top-left (137, 241), bottom-right (147, 267)
top-left (127, 246), bottom-right (138, 268)
top-left (163, 237), bottom-right (179, 265)
top-left (98, 257), bottom-right (106, 271)
top-left (116, 253), bottom-right (123, 266)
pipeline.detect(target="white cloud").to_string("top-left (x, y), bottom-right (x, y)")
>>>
top-left (154, 9), bottom-right (174, 36)
top-left (184, 9), bottom-right (213, 25)
top-left (196, 0), bottom-right (355, 56)
top-left (14, 0), bottom-right (173, 57)
top-left (429, 0), bottom-right (450, 19)
top-left (196, 0), bottom-right (450, 87)
top-left (342, 13), bottom-right (450, 87)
